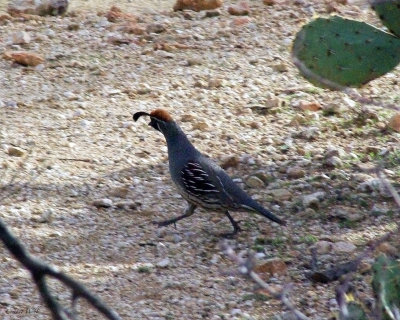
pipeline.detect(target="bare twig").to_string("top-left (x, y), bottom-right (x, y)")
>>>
top-left (221, 242), bottom-right (310, 320)
top-left (0, 218), bottom-right (122, 320)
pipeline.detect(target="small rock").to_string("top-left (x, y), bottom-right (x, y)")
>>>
top-left (180, 114), bottom-right (195, 122)
top-left (245, 176), bottom-right (265, 188)
top-left (157, 258), bottom-right (170, 268)
top-left (109, 186), bottom-right (129, 198)
top-left (270, 189), bottom-right (292, 201)
top-left (271, 62), bottom-right (288, 72)
top-left (187, 57), bottom-right (203, 66)
top-left (388, 113), bottom-right (400, 132)
top-left (105, 5), bottom-right (136, 23)
top-left (286, 166), bottom-right (305, 179)
top-left (3, 50), bottom-right (45, 66)
top-left (324, 156), bottom-right (342, 168)
top-left (208, 78), bottom-right (223, 88)
top-left (302, 191), bottom-right (326, 208)
top-left (93, 198), bottom-right (113, 208)
top-left (298, 101), bottom-right (322, 112)
top-left (298, 127), bottom-right (320, 140)
top-left (7, 146), bottom-right (25, 157)
top-left (146, 23), bottom-right (166, 34)
top-left (263, 0), bottom-right (275, 4)
top-left (173, 0), bottom-right (223, 12)
top-left (313, 240), bottom-right (332, 254)
top-left (11, 31), bottom-right (31, 44)
top-left (255, 258), bottom-right (287, 276)
top-left (8, 0), bottom-right (68, 16)
top-left (192, 121), bottom-right (209, 130)
top-left (227, 2), bottom-right (250, 16)
top-left (357, 178), bottom-right (392, 197)
top-left (231, 16), bottom-right (251, 27)
top-left (323, 103), bottom-right (343, 115)
top-left (204, 10), bottom-right (220, 18)
top-left (376, 242), bottom-right (397, 256)
top-left (220, 155), bottom-right (239, 169)
top-left (332, 241), bottom-right (356, 253)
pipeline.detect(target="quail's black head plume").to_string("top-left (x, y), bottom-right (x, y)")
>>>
top-left (134, 108), bottom-right (286, 236)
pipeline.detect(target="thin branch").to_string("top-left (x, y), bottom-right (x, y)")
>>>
top-left (0, 218), bottom-right (122, 320)
top-left (221, 242), bottom-right (310, 320)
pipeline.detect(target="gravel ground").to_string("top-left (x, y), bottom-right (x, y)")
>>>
top-left (0, 0), bottom-right (399, 319)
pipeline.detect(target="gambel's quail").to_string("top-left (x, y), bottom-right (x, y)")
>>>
top-left (133, 109), bottom-right (286, 236)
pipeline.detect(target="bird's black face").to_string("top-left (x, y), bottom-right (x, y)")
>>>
top-left (149, 118), bottom-right (162, 132)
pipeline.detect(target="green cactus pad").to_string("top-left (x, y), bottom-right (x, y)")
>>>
top-left (371, 0), bottom-right (400, 38)
top-left (342, 302), bottom-right (368, 320)
top-left (292, 16), bottom-right (400, 88)
top-left (372, 255), bottom-right (400, 320)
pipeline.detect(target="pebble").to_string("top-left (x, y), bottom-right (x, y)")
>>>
top-left (376, 242), bottom-right (397, 256)
top-left (302, 191), bottom-right (326, 208)
top-left (255, 258), bottom-right (287, 276)
top-left (157, 258), bottom-right (170, 268)
top-left (146, 23), bottom-right (166, 34)
top-left (7, 146), bottom-right (25, 157)
top-left (298, 127), bottom-right (320, 140)
top-left (220, 155), bottom-right (239, 169)
top-left (11, 31), bottom-right (31, 45)
top-left (313, 240), bottom-right (332, 254)
top-left (227, 2), bottom-right (250, 16)
top-left (271, 62), bottom-right (289, 72)
top-left (388, 112), bottom-right (400, 132)
top-left (173, 0), bottom-right (223, 11)
top-left (245, 175), bottom-right (264, 188)
top-left (298, 101), bottom-right (322, 112)
top-left (332, 241), bottom-right (356, 253)
top-left (286, 166), bottom-right (305, 179)
top-left (93, 198), bottom-right (113, 208)
top-left (269, 189), bottom-right (292, 201)
top-left (324, 156), bottom-right (342, 168)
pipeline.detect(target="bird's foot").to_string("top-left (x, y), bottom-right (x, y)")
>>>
top-left (219, 225), bottom-right (242, 238)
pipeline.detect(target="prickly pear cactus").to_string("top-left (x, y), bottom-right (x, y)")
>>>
top-left (292, 16), bottom-right (400, 88)
top-left (341, 301), bottom-right (368, 320)
top-left (371, 0), bottom-right (400, 38)
top-left (372, 255), bottom-right (400, 320)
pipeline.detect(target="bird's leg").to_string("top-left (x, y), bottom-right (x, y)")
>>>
top-left (155, 203), bottom-right (197, 227)
top-left (221, 210), bottom-right (242, 237)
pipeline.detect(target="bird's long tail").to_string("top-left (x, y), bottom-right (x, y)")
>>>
top-left (243, 201), bottom-right (286, 226)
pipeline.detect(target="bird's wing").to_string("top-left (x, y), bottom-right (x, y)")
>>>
top-left (180, 160), bottom-right (233, 208)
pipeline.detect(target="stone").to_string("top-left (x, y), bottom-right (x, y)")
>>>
top-left (376, 242), bottom-right (397, 256)
top-left (255, 258), bottom-right (287, 276)
top-left (7, 146), bottom-right (25, 157)
top-left (388, 113), bottom-right (400, 132)
top-left (8, 0), bottom-right (68, 16)
top-left (192, 121), bottom-right (209, 130)
top-left (270, 189), bottom-right (292, 201)
top-left (157, 258), bottom-right (170, 268)
top-left (298, 101), bottom-right (322, 112)
top-left (298, 127), bottom-right (320, 140)
top-left (105, 5), bottom-right (136, 23)
top-left (323, 103), bottom-right (343, 115)
top-left (263, 0), bottom-right (275, 5)
top-left (332, 241), bottom-right (356, 253)
top-left (227, 2), bottom-right (250, 16)
top-left (271, 62), bottom-right (288, 72)
top-left (109, 186), bottom-right (129, 198)
top-left (173, 0), bottom-right (223, 12)
top-left (286, 166), bottom-right (305, 179)
top-left (324, 156), bottom-right (342, 168)
top-left (121, 22), bottom-right (146, 35)
top-left (93, 198), bottom-right (113, 208)
top-left (245, 176), bottom-right (265, 188)
top-left (313, 240), bottom-right (332, 254)
top-left (146, 23), bottom-right (166, 34)
top-left (302, 191), bottom-right (326, 208)
top-left (3, 51), bottom-right (45, 66)
top-left (220, 155), bottom-right (239, 169)
top-left (231, 17), bottom-right (251, 27)
top-left (187, 57), bottom-right (203, 66)
top-left (11, 31), bottom-right (31, 44)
